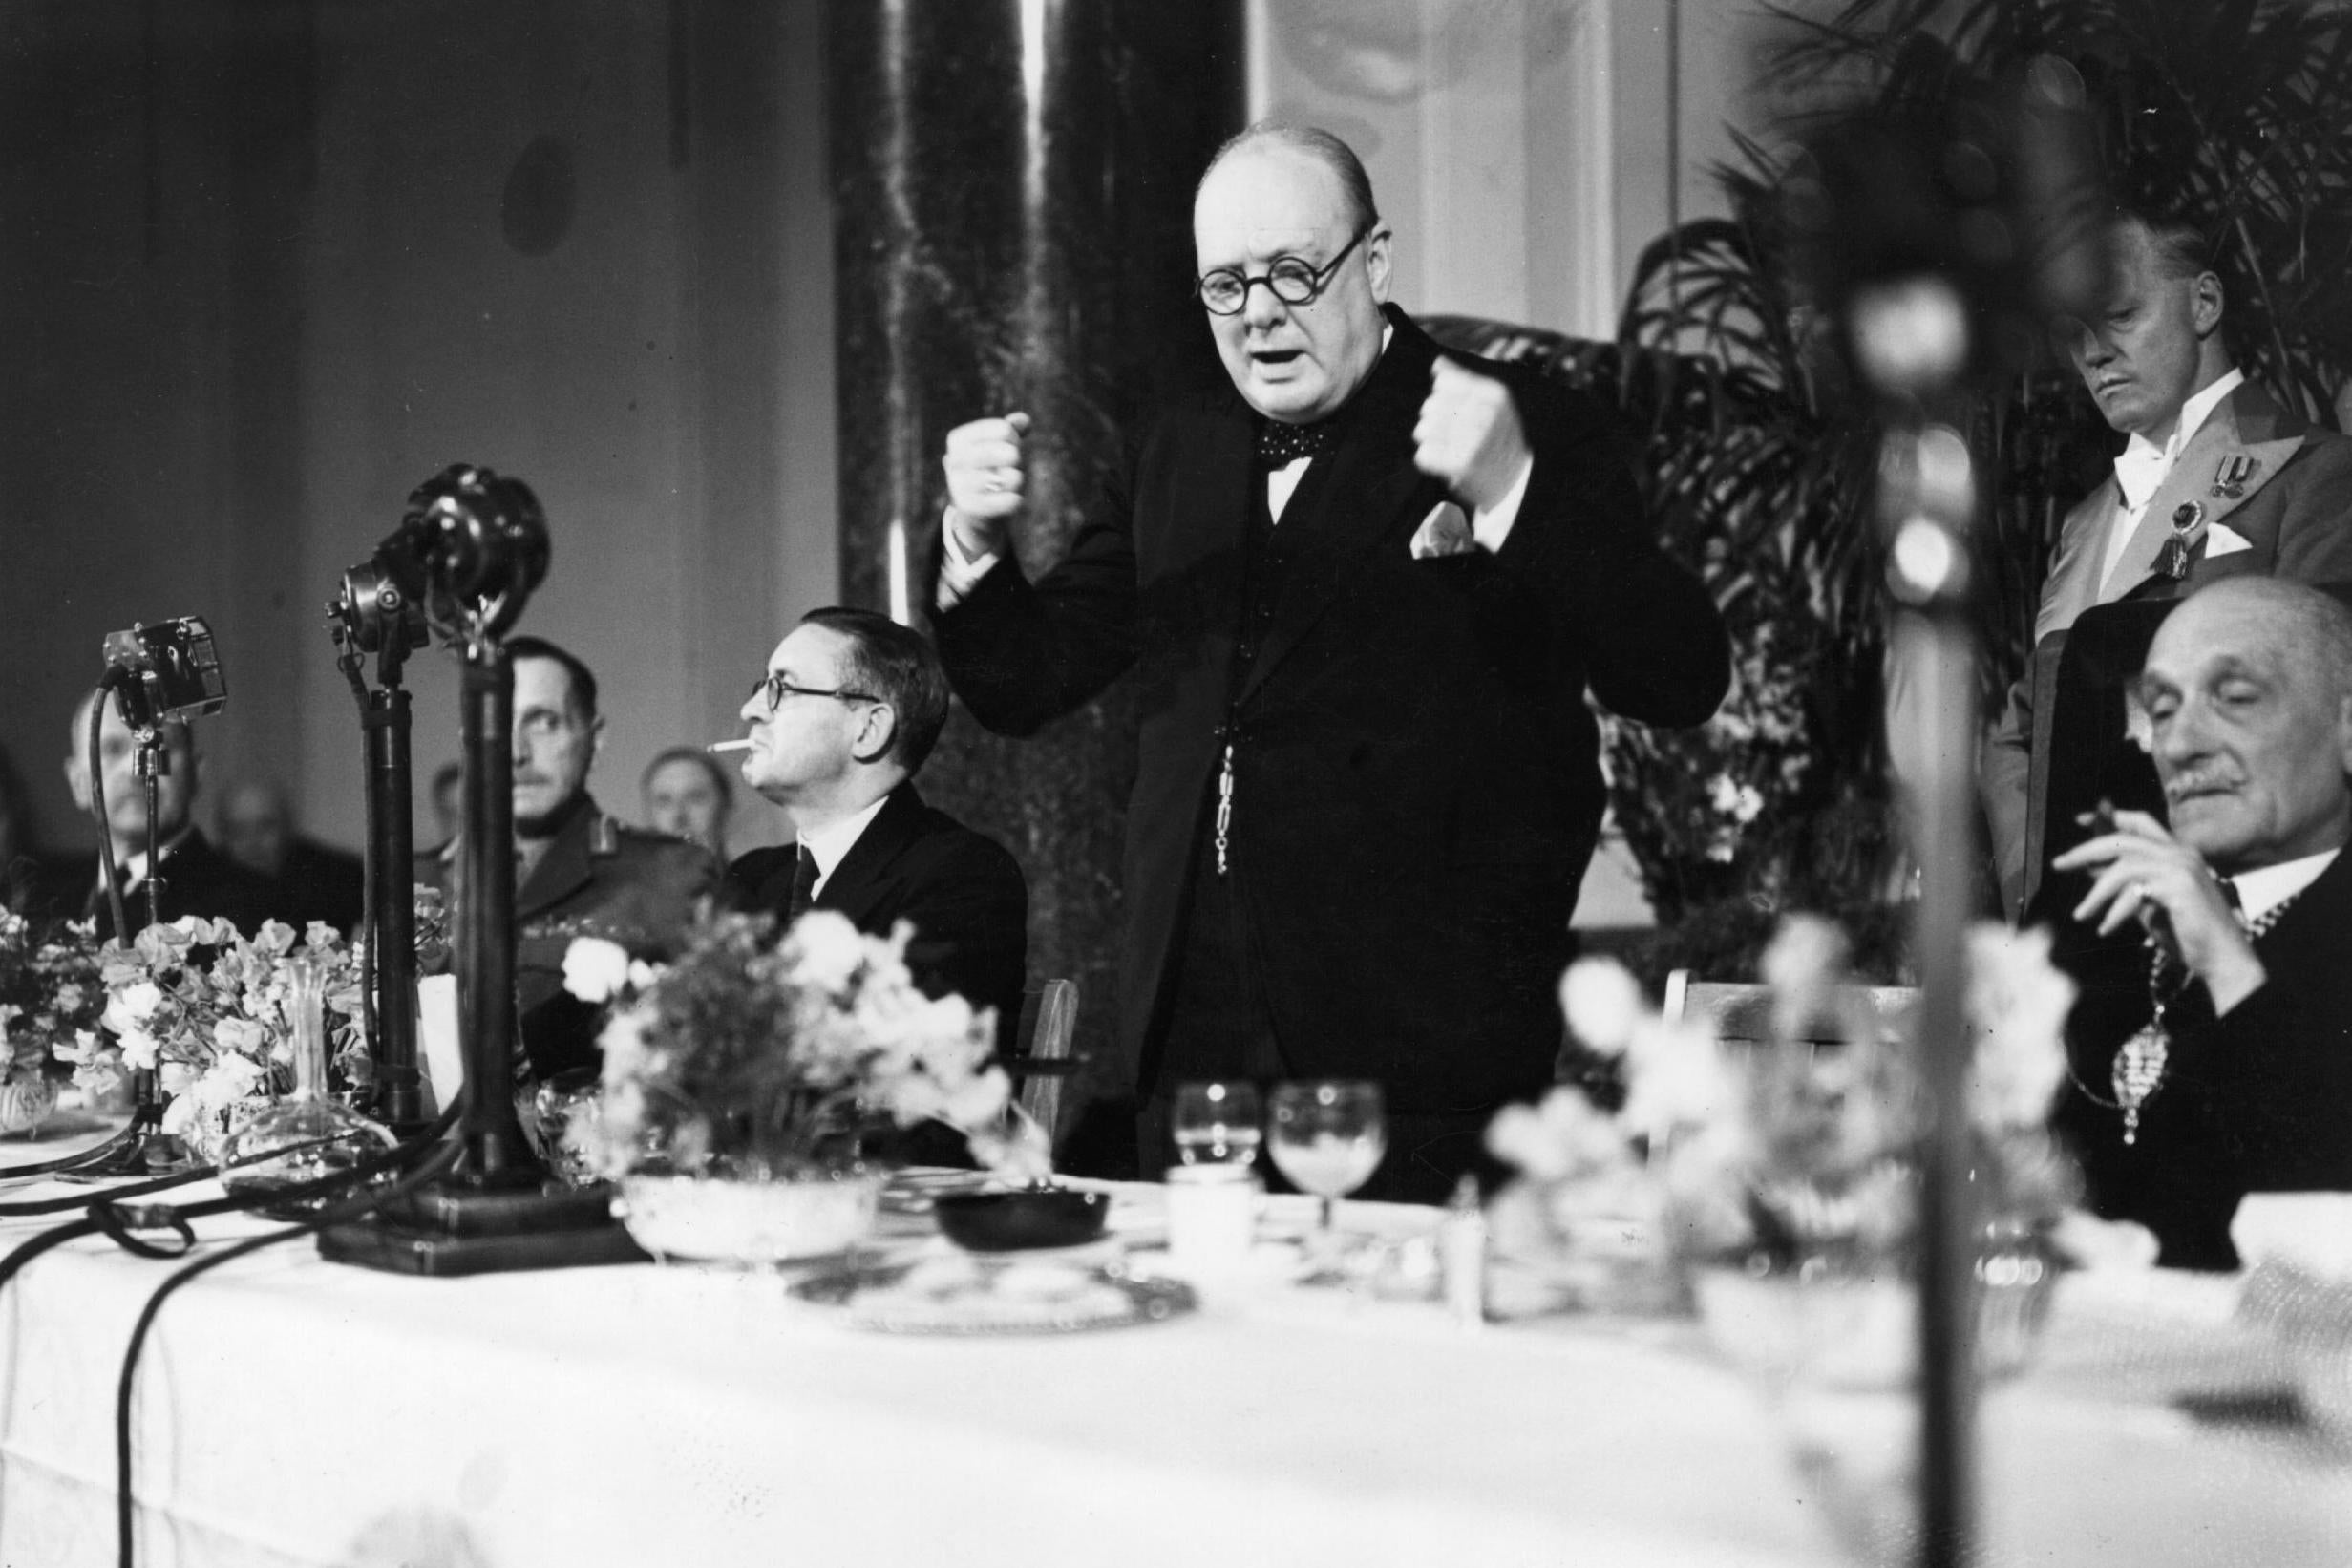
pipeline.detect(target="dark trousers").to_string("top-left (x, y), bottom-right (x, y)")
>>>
top-left (1127, 858), bottom-right (1500, 1204)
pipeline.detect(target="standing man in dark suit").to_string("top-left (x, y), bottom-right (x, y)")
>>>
top-left (25, 689), bottom-right (275, 938)
top-left (930, 123), bottom-right (1727, 1197)
top-left (1982, 210), bottom-right (2352, 919)
top-left (417, 637), bottom-right (715, 1078)
top-left (720, 607), bottom-right (1027, 1042)
top-left (2048, 579), bottom-right (2352, 1269)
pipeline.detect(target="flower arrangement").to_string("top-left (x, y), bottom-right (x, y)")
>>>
top-left (91, 917), bottom-right (368, 1156)
top-left (1487, 915), bottom-right (2080, 1291)
top-left (560, 910), bottom-right (1047, 1185)
top-left (0, 911), bottom-right (107, 1082)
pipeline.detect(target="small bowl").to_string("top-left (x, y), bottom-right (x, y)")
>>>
top-left (934, 1188), bottom-right (1111, 1252)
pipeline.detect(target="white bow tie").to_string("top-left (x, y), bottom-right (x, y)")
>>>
top-left (2112, 436), bottom-right (2178, 513)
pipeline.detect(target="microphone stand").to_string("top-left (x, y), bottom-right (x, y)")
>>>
top-left (320, 463), bottom-right (639, 1273)
top-left (334, 610), bottom-right (427, 1134)
top-left (65, 720), bottom-right (196, 1179)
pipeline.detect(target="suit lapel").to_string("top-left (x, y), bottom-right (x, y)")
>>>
top-left (812, 784), bottom-right (922, 926)
top-left (2036, 484), bottom-right (2116, 642)
top-left (1234, 309), bottom-right (1447, 707)
top-left (2100, 383), bottom-right (2311, 601)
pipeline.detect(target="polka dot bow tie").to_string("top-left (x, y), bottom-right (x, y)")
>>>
top-left (1255, 417), bottom-right (1340, 469)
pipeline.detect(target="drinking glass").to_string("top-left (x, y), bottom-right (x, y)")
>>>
top-left (1267, 1080), bottom-right (1386, 1242)
top-left (1171, 1081), bottom-right (1262, 1169)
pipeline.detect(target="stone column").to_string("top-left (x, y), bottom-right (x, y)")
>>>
top-left (829, 1), bottom-right (1241, 1165)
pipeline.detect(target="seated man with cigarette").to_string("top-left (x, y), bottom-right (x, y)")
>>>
top-left (717, 607), bottom-right (1028, 1046)
top-left (2047, 578), bottom-right (2352, 1269)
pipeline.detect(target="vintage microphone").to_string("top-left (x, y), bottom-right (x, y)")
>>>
top-left (1787, 59), bottom-right (2107, 1568)
top-left (327, 555), bottom-right (431, 1134)
top-left (61, 618), bottom-right (230, 1180)
top-left (321, 464), bottom-right (642, 1273)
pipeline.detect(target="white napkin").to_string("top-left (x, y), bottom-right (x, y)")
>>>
top-left (2233, 1193), bottom-right (2352, 1278)
top-left (415, 975), bottom-right (462, 1116)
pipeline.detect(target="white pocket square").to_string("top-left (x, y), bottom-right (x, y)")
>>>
top-left (1409, 501), bottom-right (1476, 559)
top-left (2205, 522), bottom-right (2253, 558)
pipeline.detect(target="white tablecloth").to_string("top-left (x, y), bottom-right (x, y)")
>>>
top-left (0, 1165), bottom-right (2344, 1568)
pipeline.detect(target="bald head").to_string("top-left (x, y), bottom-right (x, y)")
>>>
top-left (219, 778), bottom-right (294, 877)
top-left (2139, 579), bottom-right (2352, 871)
top-left (62, 691), bottom-right (198, 854)
top-left (1192, 123), bottom-right (1392, 426)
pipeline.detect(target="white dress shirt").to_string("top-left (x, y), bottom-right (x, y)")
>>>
top-left (2101, 368), bottom-right (2244, 586)
top-left (2230, 847), bottom-right (2337, 930)
top-left (796, 795), bottom-right (891, 901)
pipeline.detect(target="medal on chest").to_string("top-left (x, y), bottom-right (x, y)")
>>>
top-left (2153, 500), bottom-right (2204, 581)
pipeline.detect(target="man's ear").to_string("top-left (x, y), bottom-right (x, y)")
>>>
top-left (850, 702), bottom-right (900, 767)
top-left (589, 712), bottom-right (607, 767)
top-left (1365, 225), bottom-right (1393, 305)
top-left (2335, 692), bottom-right (2352, 778)
top-left (2192, 271), bottom-right (2225, 340)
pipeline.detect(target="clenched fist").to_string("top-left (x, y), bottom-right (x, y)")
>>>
top-left (1412, 358), bottom-right (1531, 513)
top-left (942, 411), bottom-right (1031, 558)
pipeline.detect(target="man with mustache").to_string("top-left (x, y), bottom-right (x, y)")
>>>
top-left (931, 123), bottom-right (1727, 1196)
top-left (418, 636), bottom-right (715, 1078)
top-left (2049, 578), bottom-right (2352, 1269)
top-left (1982, 209), bottom-right (2352, 919)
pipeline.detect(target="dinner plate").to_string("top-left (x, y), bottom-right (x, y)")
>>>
top-left (789, 1255), bottom-right (1196, 1335)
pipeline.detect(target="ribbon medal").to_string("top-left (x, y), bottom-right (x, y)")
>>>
top-left (2211, 453), bottom-right (2258, 499)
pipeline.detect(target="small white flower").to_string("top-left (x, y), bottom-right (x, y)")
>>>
top-left (109, 981), bottom-right (163, 1026)
top-left (114, 1026), bottom-right (159, 1072)
top-left (1558, 959), bottom-right (1644, 1055)
top-left (1965, 922), bottom-right (2075, 1130)
top-left (782, 910), bottom-right (869, 995)
top-left (562, 937), bottom-right (633, 1004)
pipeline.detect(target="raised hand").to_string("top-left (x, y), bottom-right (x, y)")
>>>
top-left (2051, 808), bottom-right (2267, 1013)
top-left (942, 412), bottom-right (1031, 557)
top-left (1412, 358), bottom-right (1531, 514)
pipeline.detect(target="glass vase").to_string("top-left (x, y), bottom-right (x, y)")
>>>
top-left (219, 954), bottom-right (396, 1212)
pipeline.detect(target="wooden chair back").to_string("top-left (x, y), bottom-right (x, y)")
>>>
top-left (1012, 979), bottom-right (1080, 1147)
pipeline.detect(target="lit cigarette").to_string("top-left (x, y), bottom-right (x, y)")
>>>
top-left (707, 739), bottom-right (754, 753)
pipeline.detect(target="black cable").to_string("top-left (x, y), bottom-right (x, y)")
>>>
top-left (111, 1134), bottom-right (463, 1568)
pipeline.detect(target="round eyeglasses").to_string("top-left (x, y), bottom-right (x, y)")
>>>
top-left (750, 673), bottom-right (879, 711)
top-left (1195, 222), bottom-right (1375, 317)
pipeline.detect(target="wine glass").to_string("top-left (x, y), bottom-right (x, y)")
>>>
top-left (1171, 1081), bottom-right (1262, 1169)
top-left (1267, 1080), bottom-right (1386, 1247)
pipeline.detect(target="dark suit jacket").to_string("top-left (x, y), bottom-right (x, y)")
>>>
top-left (22, 829), bottom-right (278, 939)
top-left (1983, 381), bottom-right (2352, 916)
top-left (417, 796), bottom-right (716, 1077)
top-left (260, 837), bottom-right (366, 937)
top-left (934, 306), bottom-right (1727, 1114)
top-left (2054, 847), bottom-right (2352, 1270)
top-left (720, 783), bottom-right (1028, 1049)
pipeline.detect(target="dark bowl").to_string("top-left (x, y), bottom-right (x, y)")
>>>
top-left (933, 1188), bottom-right (1111, 1252)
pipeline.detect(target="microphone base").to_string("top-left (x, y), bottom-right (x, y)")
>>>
top-left (316, 1175), bottom-right (646, 1276)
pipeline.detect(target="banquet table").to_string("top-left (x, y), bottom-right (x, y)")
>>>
top-left (0, 1142), bottom-right (2347, 1568)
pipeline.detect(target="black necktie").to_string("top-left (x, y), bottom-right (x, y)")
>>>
top-left (1255, 417), bottom-right (1339, 469)
top-left (786, 844), bottom-right (819, 922)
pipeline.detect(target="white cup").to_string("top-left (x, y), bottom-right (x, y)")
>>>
top-left (1165, 1163), bottom-right (1261, 1273)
